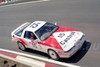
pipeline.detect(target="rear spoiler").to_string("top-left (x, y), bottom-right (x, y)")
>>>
top-left (11, 22), bottom-right (30, 36)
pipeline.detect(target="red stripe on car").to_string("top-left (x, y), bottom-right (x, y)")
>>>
top-left (56, 27), bottom-right (79, 32)
top-left (38, 35), bottom-right (63, 50)
top-left (15, 37), bottom-right (28, 46)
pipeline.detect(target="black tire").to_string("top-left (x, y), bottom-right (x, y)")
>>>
top-left (17, 42), bottom-right (26, 51)
top-left (48, 49), bottom-right (59, 60)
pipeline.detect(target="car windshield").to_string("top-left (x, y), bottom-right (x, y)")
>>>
top-left (35, 22), bottom-right (59, 41)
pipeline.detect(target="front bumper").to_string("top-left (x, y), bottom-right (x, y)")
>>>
top-left (57, 35), bottom-right (85, 58)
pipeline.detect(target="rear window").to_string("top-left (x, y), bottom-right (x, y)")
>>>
top-left (14, 23), bottom-right (30, 37)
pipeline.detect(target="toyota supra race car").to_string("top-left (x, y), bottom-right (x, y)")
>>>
top-left (11, 21), bottom-right (85, 60)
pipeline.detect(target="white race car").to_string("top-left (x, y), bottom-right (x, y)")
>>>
top-left (11, 21), bottom-right (85, 60)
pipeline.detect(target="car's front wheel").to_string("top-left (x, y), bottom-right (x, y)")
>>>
top-left (17, 42), bottom-right (26, 51)
top-left (48, 49), bottom-right (59, 60)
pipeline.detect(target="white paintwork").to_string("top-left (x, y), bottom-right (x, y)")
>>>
top-left (25, 21), bottom-right (46, 32)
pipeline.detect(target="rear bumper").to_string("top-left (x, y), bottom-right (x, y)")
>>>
top-left (57, 35), bottom-right (85, 58)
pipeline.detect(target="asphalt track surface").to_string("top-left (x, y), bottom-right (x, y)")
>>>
top-left (0, 0), bottom-right (100, 67)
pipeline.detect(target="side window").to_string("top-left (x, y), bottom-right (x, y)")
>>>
top-left (24, 31), bottom-right (30, 39)
top-left (15, 30), bottom-right (23, 37)
top-left (24, 31), bottom-right (37, 40)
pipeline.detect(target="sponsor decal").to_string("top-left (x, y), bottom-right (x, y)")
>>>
top-left (53, 31), bottom-right (76, 50)
top-left (59, 32), bottom-right (75, 45)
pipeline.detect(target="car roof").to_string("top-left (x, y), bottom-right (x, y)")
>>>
top-left (24, 21), bottom-right (46, 32)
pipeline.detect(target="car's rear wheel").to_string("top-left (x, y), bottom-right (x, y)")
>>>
top-left (48, 49), bottom-right (59, 60)
top-left (17, 42), bottom-right (26, 51)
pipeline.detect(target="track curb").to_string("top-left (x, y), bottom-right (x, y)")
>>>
top-left (0, 48), bottom-right (80, 67)
top-left (0, 50), bottom-right (59, 67)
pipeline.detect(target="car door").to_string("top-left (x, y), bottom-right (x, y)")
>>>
top-left (23, 31), bottom-right (39, 50)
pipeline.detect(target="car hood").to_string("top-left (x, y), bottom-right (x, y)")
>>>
top-left (43, 27), bottom-right (84, 51)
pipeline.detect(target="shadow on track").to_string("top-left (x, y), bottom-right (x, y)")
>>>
top-left (24, 48), bottom-right (49, 58)
top-left (58, 41), bottom-right (91, 63)
top-left (22, 41), bottom-right (91, 63)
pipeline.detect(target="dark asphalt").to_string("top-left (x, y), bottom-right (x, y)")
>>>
top-left (0, 0), bottom-right (100, 67)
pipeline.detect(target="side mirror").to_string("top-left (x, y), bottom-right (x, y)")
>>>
top-left (55, 22), bottom-right (57, 25)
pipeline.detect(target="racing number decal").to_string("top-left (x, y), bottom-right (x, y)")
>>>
top-left (30, 23), bottom-right (40, 28)
top-left (31, 41), bottom-right (35, 45)
top-left (57, 33), bottom-right (65, 38)
top-left (30, 40), bottom-right (37, 48)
